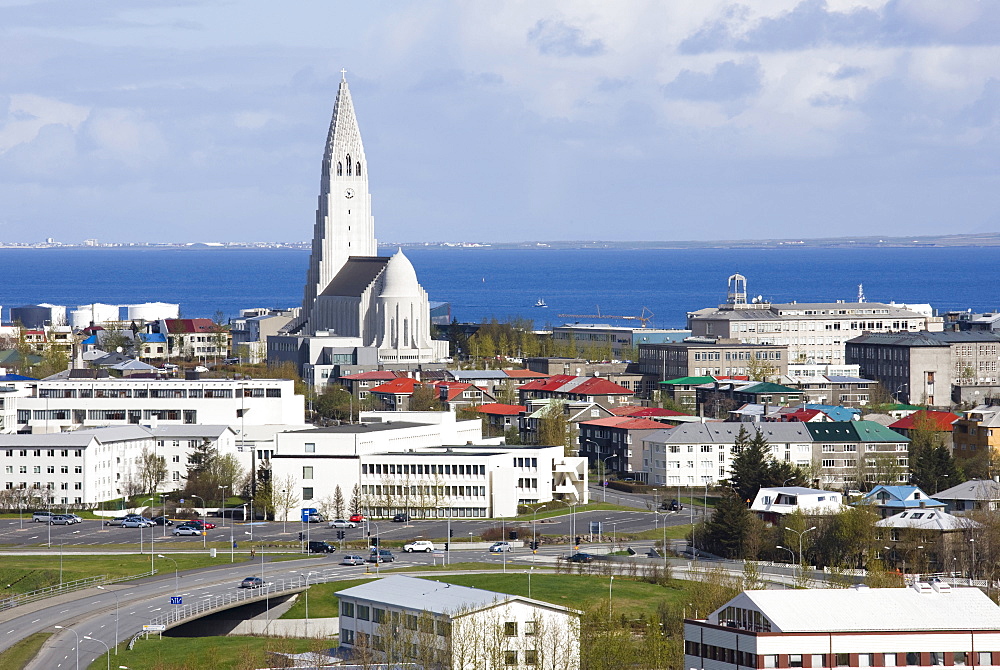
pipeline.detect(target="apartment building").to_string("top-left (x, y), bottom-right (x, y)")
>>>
top-left (684, 585), bottom-right (1000, 670)
top-left (638, 339), bottom-right (787, 381)
top-left (846, 331), bottom-right (1000, 407)
top-left (577, 416), bottom-right (666, 479)
top-left (550, 323), bottom-right (688, 359)
top-left (951, 405), bottom-right (1000, 473)
top-left (806, 421), bottom-right (909, 488)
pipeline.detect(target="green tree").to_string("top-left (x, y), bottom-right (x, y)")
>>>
top-left (314, 384), bottom-right (356, 422)
top-left (136, 447), bottom-right (167, 494)
top-left (333, 485), bottom-right (346, 519)
top-left (729, 426), bottom-right (806, 503)
top-left (537, 401), bottom-right (568, 450)
top-left (503, 425), bottom-right (522, 445)
top-left (409, 385), bottom-right (441, 411)
top-left (33, 344), bottom-right (69, 378)
top-left (703, 489), bottom-right (754, 558)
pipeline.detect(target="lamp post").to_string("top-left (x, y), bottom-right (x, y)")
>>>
top-left (218, 485), bottom-right (229, 529)
top-left (784, 526), bottom-right (817, 585)
top-left (776, 545), bottom-right (795, 589)
top-left (601, 452), bottom-right (617, 503)
top-left (894, 383), bottom-right (908, 404)
top-left (96, 585), bottom-right (119, 654)
top-left (281, 490), bottom-right (287, 534)
top-left (294, 570), bottom-right (319, 637)
top-left (609, 575), bottom-right (614, 620)
top-left (157, 554), bottom-right (179, 612)
top-left (188, 494), bottom-right (207, 548)
top-left (84, 635), bottom-right (111, 670)
top-left (370, 521), bottom-right (381, 575)
top-left (159, 494), bottom-right (168, 537)
top-left (970, 538), bottom-right (977, 583)
top-left (141, 497), bottom-right (155, 557)
top-left (54, 625), bottom-right (79, 670)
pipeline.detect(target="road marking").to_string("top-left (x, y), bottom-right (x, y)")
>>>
top-left (59, 608), bottom-right (69, 613)
top-left (5, 630), bottom-right (13, 634)
top-left (31, 619), bottom-right (40, 623)
top-left (151, 607), bottom-right (162, 611)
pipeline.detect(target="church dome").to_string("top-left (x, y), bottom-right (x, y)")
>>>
top-left (379, 249), bottom-right (421, 298)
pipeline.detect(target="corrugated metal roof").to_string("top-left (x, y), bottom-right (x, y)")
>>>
top-left (336, 575), bottom-right (506, 615)
top-left (934, 478), bottom-right (1000, 501)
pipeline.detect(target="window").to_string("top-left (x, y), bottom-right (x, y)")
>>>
top-left (906, 653), bottom-right (920, 666)
top-left (524, 621), bottom-right (537, 636)
top-left (763, 655), bottom-right (778, 669)
top-left (930, 653), bottom-right (944, 666)
top-left (302, 466), bottom-right (313, 479)
top-left (505, 651), bottom-right (518, 666)
top-left (525, 650), bottom-right (538, 665)
top-left (789, 655), bottom-right (803, 667)
top-left (858, 654), bottom-right (872, 667)
top-left (356, 605), bottom-right (369, 621)
top-left (372, 608), bottom-right (385, 623)
top-left (953, 652), bottom-right (967, 666)
top-left (305, 443), bottom-right (316, 453)
top-left (302, 487), bottom-right (314, 500)
top-left (883, 653), bottom-right (897, 666)
top-left (978, 653), bottom-right (992, 666)
top-left (340, 601), bottom-right (354, 617)
top-left (812, 655), bottom-right (826, 668)
top-left (341, 628), bottom-right (354, 645)
top-left (836, 654), bottom-right (850, 667)
top-left (504, 622), bottom-right (518, 637)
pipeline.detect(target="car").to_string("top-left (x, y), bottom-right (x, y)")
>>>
top-left (173, 525), bottom-right (201, 536)
top-left (223, 357), bottom-right (241, 365)
top-left (404, 540), bottom-right (434, 553)
top-left (240, 576), bottom-right (264, 589)
top-left (568, 552), bottom-right (595, 563)
top-left (328, 519), bottom-right (357, 529)
top-left (307, 541), bottom-right (335, 554)
top-left (32, 511), bottom-right (54, 523)
top-left (104, 516), bottom-right (128, 527)
top-left (348, 513), bottom-right (366, 523)
top-left (122, 518), bottom-right (152, 528)
top-left (304, 514), bottom-right (325, 524)
top-left (151, 516), bottom-right (174, 527)
top-left (66, 513), bottom-right (83, 524)
top-left (193, 365), bottom-right (209, 373)
top-left (340, 554), bottom-right (367, 566)
top-left (665, 499), bottom-right (683, 512)
top-left (489, 542), bottom-right (513, 553)
top-left (49, 515), bottom-right (75, 525)
top-left (392, 513), bottom-right (410, 523)
top-left (183, 519), bottom-right (216, 530)
top-left (367, 548), bottom-right (395, 563)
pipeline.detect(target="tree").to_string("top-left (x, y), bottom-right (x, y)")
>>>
top-left (865, 382), bottom-right (897, 412)
top-left (333, 485), bottom-right (346, 519)
top-left (271, 474), bottom-right (299, 523)
top-left (503, 426), bottom-right (522, 445)
top-left (747, 356), bottom-right (777, 382)
top-left (135, 446), bottom-right (167, 494)
top-left (349, 484), bottom-right (362, 515)
top-left (314, 384), bottom-right (356, 422)
top-left (409, 385), bottom-right (441, 411)
top-left (210, 310), bottom-right (229, 364)
top-left (909, 443), bottom-right (960, 494)
top-left (703, 489), bottom-right (754, 558)
top-left (729, 426), bottom-right (806, 503)
top-left (537, 401), bottom-right (568, 450)
top-left (33, 344), bottom-right (69, 379)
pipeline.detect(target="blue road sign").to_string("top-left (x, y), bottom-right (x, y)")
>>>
top-left (170, 596), bottom-right (182, 605)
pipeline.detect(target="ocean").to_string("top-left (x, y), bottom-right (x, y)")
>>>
top-left (0, 246), bottom-right (996, 328)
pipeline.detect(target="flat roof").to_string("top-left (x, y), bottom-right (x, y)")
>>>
top-left (289, 422), bottom-right (426, 434)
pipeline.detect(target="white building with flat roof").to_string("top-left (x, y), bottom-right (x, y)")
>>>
top-left (685, 584), bottom-right (1000, 670)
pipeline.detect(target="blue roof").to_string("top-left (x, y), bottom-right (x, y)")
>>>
top-left (82, 335), bottom-right (99, 345)
top-left (825, 375), bottom-right (876, 383)
top-left (144, 333), bottom-right (167, 343)
top-left (0, 373), bottom-right (36, 381)
top-left (805, 404), bottom-right (861, 422)
top-left (862, 485), bottom-right (945, 508)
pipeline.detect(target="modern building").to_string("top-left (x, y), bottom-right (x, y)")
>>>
top-left (336, 575), bottom-right (580, 670)
top-left (846, 331), bottom-right (1000, 407)
top-left (687, 273), bottom-right (942, 365)
top-left (268, 74), bottom-right (448, 378)
top-left (577, 416), bottom-right (667, 479)
top-left (782, 375), bottom-right (876, 407)
top-left (684, 585), bottom-right (1000, 670)
top-left (638, 339), bottom-right (787, 381)
top-left (550, 323), bottom-right (689, 359)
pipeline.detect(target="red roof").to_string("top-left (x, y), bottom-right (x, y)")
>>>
top-left (518, 374), bottom-right (633, 396)
top-left (503, 369), bottom-right (551, 379)
top-left (890, 410), bottom-right (961, 432)
top-left (610, 406), bottom-right (689, 417)
top-left (775, 409), bottom-right (823, 422)
top-left (339, 371), bottom-right (401, 381)
top-left (476, 403), bottom-right (526, 416)
top-left (370, 378), bottom-right (423, 394)
top-left (434, 381), bottom-right (485, 402)
top-left (579, 417), bottom-right (666, 430)
top-left (165, 318), bottom-right (215, 334)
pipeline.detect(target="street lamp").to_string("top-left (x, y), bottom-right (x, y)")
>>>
top-left (84, 635), bottom-right (111, 670)
top-left (158, 494), bottom-right (168, 537)
top-left (55, 625), bottom-right (79, 670)
top-left (188, 494), bottom-right (207, 548)
top-left (218, 485), bottom-right (229, 529)
top-left (157, 554), bottom-right (179, 612)
top-left (776, 545), bottom-right (795, 589)
top-left (784, 525), bottom-right (817, 584)
top-left (600, 453), bottom-right (618, 503)
top-left (293, 570), bottom-right (320, 637)
top-left (96, 586), bottom-right (119, 654)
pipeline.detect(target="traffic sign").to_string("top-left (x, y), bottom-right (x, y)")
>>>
top-left (143, 624), bottom-right (166, 631)
top-left (170, 596), bottom-right (182, 605)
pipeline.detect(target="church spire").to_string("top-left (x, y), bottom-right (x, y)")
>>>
top-left (297, 72), bottom-right (379, 333)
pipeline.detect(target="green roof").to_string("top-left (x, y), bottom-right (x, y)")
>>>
top-left (886, 403), bottom-right (923, 411)
top-left (659, 376), bottom-right (715, 386)
top-left (736, 382), bottom-right (801, 394)
top-left (806, 420), bottom-right (909, 443)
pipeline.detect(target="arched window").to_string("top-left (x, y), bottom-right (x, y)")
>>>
top-left (356, 161), bottom-right (361, 176)
top-left (346, 154), bottom-right (352, 176)
top-left (336, 162), bottom-right (342, 176)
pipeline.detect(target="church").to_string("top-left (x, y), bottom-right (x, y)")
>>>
top-left (267, 73), bottom-right (449, 387)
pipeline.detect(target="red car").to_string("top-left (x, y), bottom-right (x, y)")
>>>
top-left (349, 513), bottom-right (366, 523)
top-left (185, 519), bottom-right (216, 530)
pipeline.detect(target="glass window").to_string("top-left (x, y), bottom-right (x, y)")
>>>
top-left (524, 621), bottom-right (537, 636)
top-left (764, 655), bottom-right (778, 669)
top-left (812, 655), bottom-right (826, 668)
top-left (525, 650), bottom-right (538, 665)
top-left (340, 601), bottom-right (354, 617)
top-left (978, 653), bottom-right (992, 666)
top-left (930, 652), bottom-right (944, 666)
top-left (858, 654), bottom-right (872, 667)
top-left (305, 443), bottom-right (316, 453)
top-left (372, 608), bottom-right (384, 623)
top-left (884, 653), bottom-right (897, 667)
top-left (302, 466), bottom-right (313, 479)
top-left (505, 651), bottom-right (518, 666)
top-left (790, 655), bottom-right (803, 667)
top-left (302, 487), bottom-right (314, 500)
top-left (836, 654), bottom-right (850, 667)
top-left (906, 652), bottom-right (921, 666)
top-left (953, 652), bottom-right (967, 666)
top-left (504, 622), bottom-right (518, 637)
top-left (356, 605), bottom-right (369, 621)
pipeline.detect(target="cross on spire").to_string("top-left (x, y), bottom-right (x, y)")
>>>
top-left (341, 68), bottom-right (347, 81)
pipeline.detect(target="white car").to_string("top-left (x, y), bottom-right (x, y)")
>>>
top-left (173, 526), bottom-right (201, 536)
top-left (328, 519), bottom-right (357, 528)
top-left (489, 542), bottom-right (513, 553)
top-left (404, 540), bottom-right (435, 553)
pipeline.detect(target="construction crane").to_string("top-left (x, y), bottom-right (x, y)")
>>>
top-left (557, 306), bottom-right (655, 328)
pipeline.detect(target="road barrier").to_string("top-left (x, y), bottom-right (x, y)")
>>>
top-left (0, 569), bottom-right (158, 613)
top-left (146, 575), bottom-right (309, 629)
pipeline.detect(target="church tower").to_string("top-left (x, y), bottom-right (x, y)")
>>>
top-left (298, 72), bottom-right (378, 333)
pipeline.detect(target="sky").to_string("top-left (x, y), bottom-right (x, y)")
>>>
top-left (1, 0), bottom-right (998, 244)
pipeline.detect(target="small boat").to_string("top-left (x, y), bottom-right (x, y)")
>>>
top-left (535, 299), bottom-right (548, 308)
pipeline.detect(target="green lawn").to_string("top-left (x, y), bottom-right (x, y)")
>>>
top-left (515, 502), bottom-right (635, 521)
top-left (90, 634), bottom-right (324, 670)
top-left (0, 632), bottom-right (51, 670)
top-left (281, 572), bottom-right (699, 621)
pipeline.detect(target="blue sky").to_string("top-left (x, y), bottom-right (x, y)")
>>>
top-left (1, 0), bottom-right (998, 244)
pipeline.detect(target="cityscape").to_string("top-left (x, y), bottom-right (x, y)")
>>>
top-left (2, 3), bottom-right (1000, 670)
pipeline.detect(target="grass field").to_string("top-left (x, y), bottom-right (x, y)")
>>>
top-left (0, 632), bottom-right (51, 670)
top-left (280, 571), bottom-right (697, 621)
top-left (89, 634), bottom-right (323, 670)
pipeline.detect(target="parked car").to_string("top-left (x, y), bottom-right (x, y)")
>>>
top-left (489, 542), bottom-right (513, 553)
top-left (122, 518), bottom-right (153, 528)
top-left (328, 519), bottom-right (357, 529)
top-left (392, 513), bottom-right (410, 523)
top-left (404, 540), bottom-right (435, 553)
top-left (304, 514), bottom-right (325, 523)
top-left (340, 555), bottom-right (367, 566)
top-left (665, 499), bottom-right (683, 512)
top-left (66, 513), bottom-right (83, 524)
top-left (240, 576), bottom-right (264, 589)
top-left (348, 513), bottom-right (366, 523)
top-left (223, 357), bottom-right (241, 365)
top-left (183, 519), bottom-right (215, 530)
top-left (104, 517), bottom-right (128, 527)
top-left (568, 552), bottom-right (595, 563)
top-left (367, 548), bottom-right (395, 563)
top-left (173, 525), bottom-right (201, 536)
top-left (151, 516), bottom-right (174, 526)
top-left (49, 515), bottom-right (75, 525)
top-left (307, 541), bottom-right (335, 554)
top-left (32, 511), bottom-right (54, 523)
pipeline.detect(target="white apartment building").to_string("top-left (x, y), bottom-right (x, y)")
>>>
top-left (685, 584), bottom-right (1000, 670)
top-left (7, 378), bottom-right (304, 434)
top-left (337, 575), bottom-right (580, 670)
top-left (0, 424), bottom-right (241, 505)
top-left (642, 423), bottom-right (814, 487)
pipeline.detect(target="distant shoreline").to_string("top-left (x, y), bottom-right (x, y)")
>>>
top-left (2, 231), bottom-right (998, 251)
